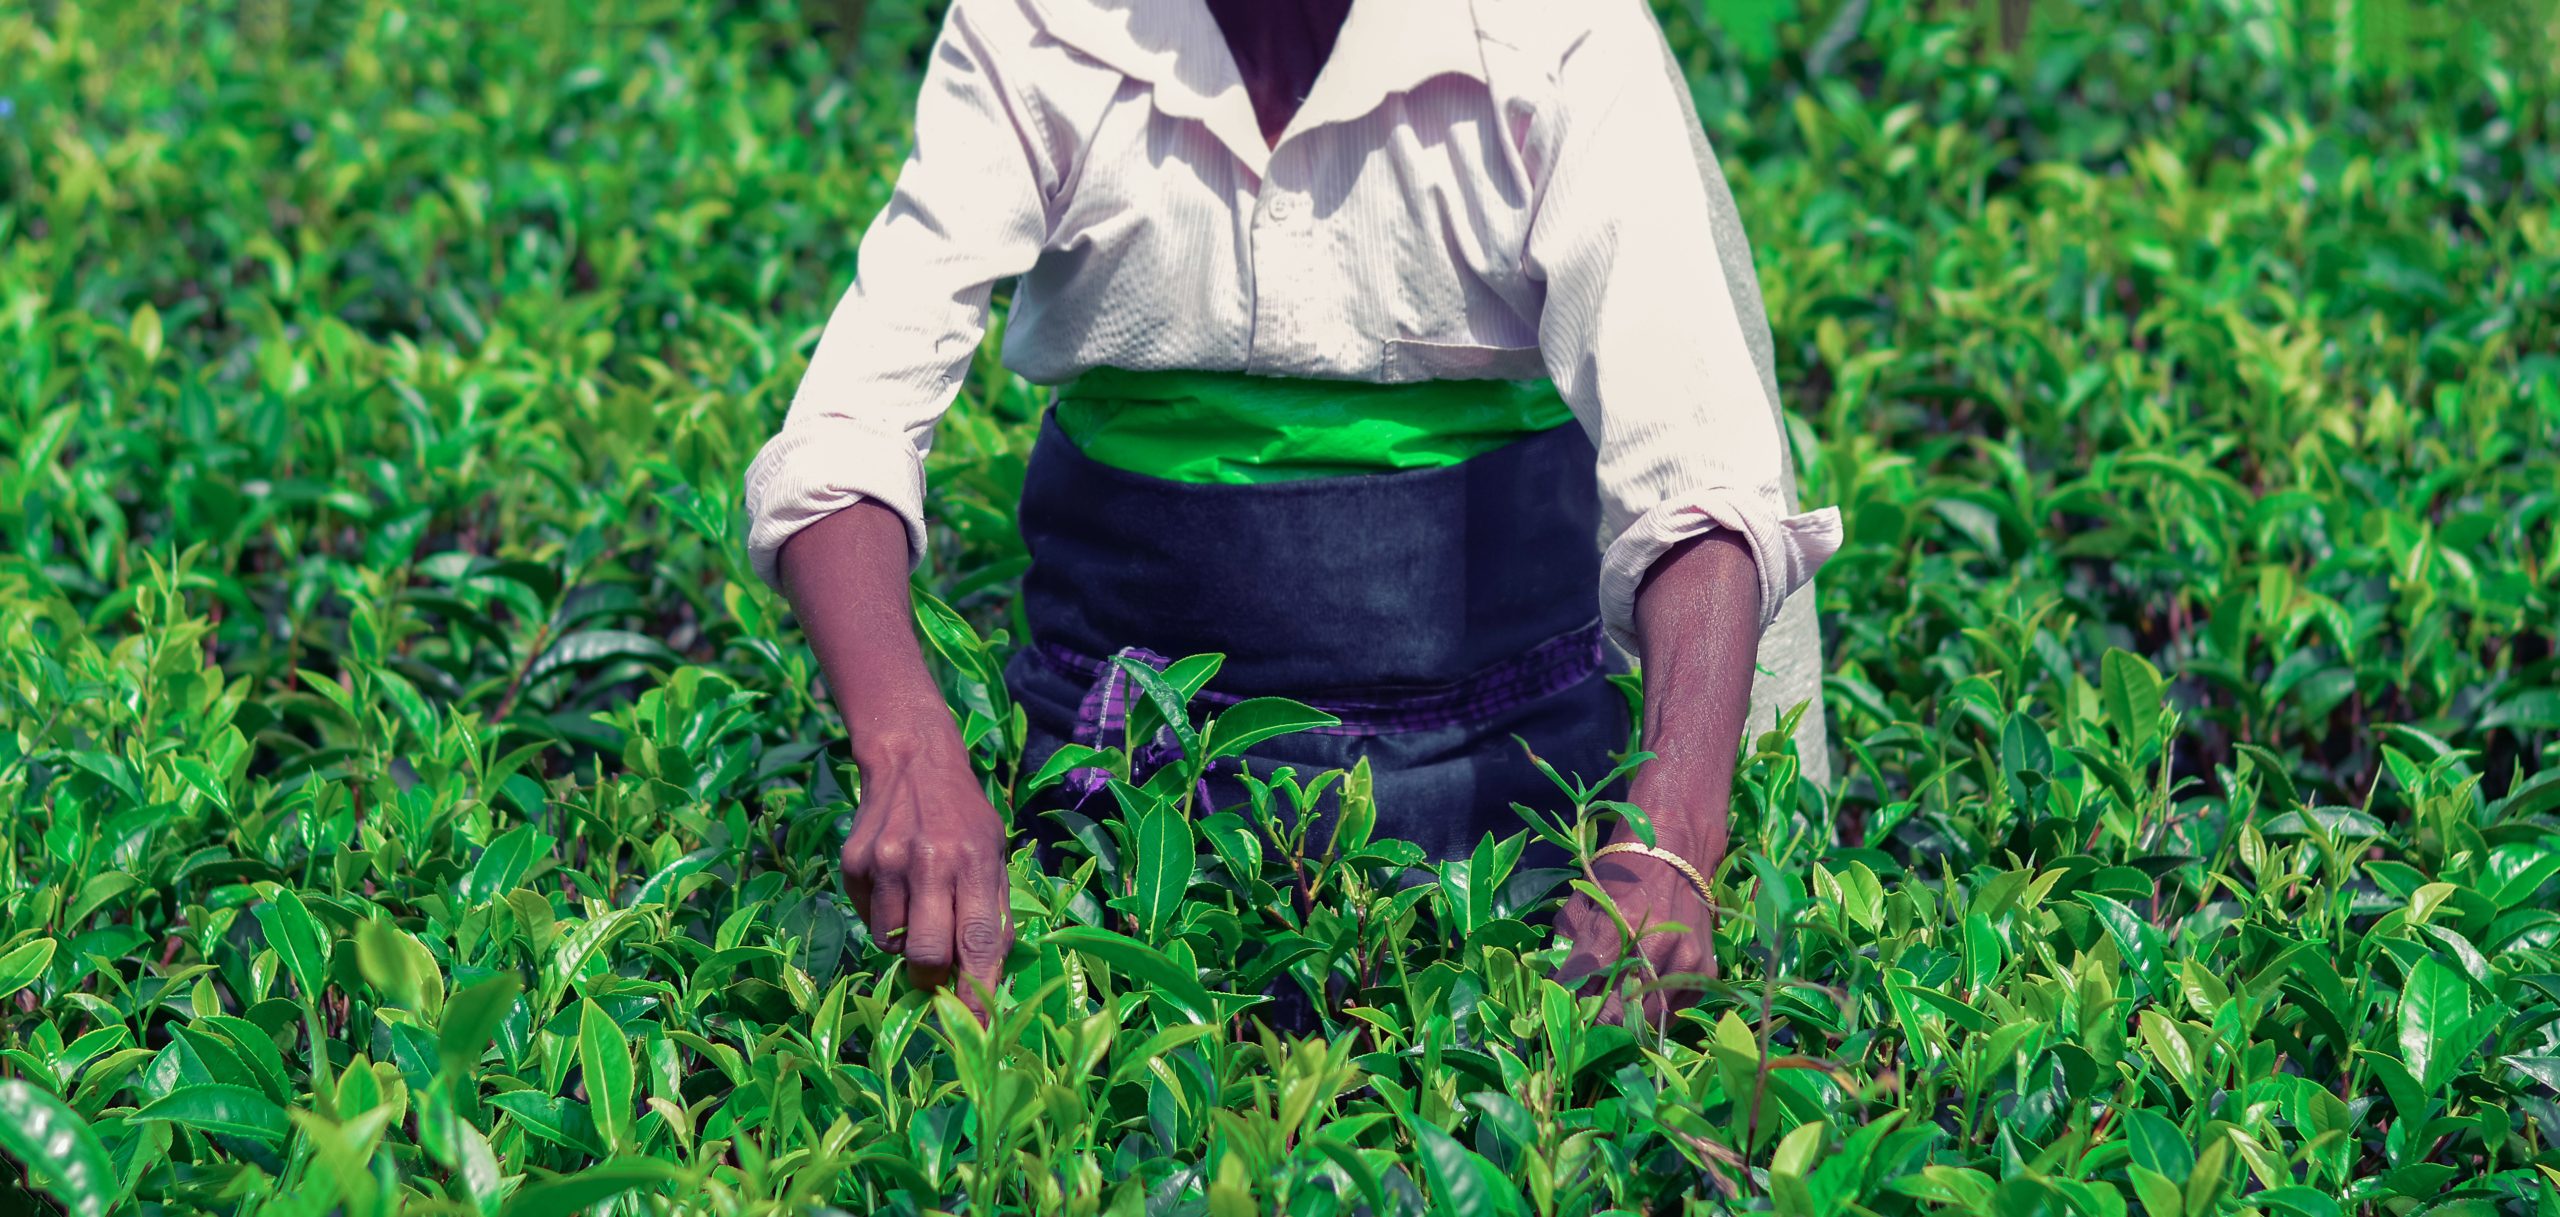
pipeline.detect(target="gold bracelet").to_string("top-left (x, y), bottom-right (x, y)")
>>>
top-left (1593, 842), bottom-right (1717, 907)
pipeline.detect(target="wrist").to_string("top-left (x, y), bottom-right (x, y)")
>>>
top-left (848, 724), bottom-right (972, 775)
top-left (1622, 820), bottom-right (1727, 865)
top-left (1622, 775), bottom-right (1730, 856)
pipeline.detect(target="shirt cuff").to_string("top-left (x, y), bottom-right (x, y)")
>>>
top-left (1597, 490), bottom-right (1844, 656)
top-left (742, 421), bottom-right (930, 591)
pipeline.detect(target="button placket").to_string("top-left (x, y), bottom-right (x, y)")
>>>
top-left (1247, 150), bottom-right (1306, 370)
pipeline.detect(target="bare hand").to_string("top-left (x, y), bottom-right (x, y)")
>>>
top-left (1554, 814), bottom-right (1721, 1029)
top-left (841, 760), bottom-right (1014, 1019)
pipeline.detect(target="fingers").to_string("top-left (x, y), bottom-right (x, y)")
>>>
top-left (901, 844), bottom-right (958, 993)
top-left (1636, 919), bottom-right (1715, 1030)
top-left (954, 844), bottom-right (1013, 1019)
top-left (1640, 986), bottom-right (1671, 1032)
top-left (1551, 904), bottom-right (1619, 989)
top-left (838, 759), bottom-right (1022, 1025)
top-left (868, 840), bottom-right (911, 956)
top-left (1555, 889), bottom-right (1717, 1028)
top-left (841, 832), bottom-right (875, 924)
top-left (1557, 901), bottom-right (1647, 1028)
top-left (1553, 941), bottom-right (1609, 991)
top-left (1638, 932), bottom-right (1709, 1027)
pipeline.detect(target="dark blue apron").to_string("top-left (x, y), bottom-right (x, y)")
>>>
top-left (1002, 404), bottom-right (1633, 866)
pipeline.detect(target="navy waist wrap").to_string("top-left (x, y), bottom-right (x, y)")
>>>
top-left (1002, 404), bottom-right (1634, 866)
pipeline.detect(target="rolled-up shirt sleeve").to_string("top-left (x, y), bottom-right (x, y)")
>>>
top-left (1523, 1), bottom-right (1843, 657)
top-left (743, 0), bottom-right (1052, 589)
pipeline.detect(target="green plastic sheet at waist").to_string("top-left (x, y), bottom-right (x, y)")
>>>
top-left (1050, 366), bottom-right (1577, 484)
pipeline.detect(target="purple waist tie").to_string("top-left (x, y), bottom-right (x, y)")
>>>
top-left (1036, 620), bottom-right (1607, 804)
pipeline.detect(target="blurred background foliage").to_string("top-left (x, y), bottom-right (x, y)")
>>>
top-left (1, 0), bottom-right (2558, 1213)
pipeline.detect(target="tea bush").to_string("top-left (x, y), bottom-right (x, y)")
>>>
top-left (3, 0), bottom-right (2558, 1213)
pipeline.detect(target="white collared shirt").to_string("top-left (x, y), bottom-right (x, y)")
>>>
top-left (743, 0), bottom-right (1842, 655)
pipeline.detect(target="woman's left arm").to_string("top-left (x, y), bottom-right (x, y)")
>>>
top-left (1524, 0), bottom-right (1842, 1021)
top-left (1555, 528), bottom-right (1766, 1024)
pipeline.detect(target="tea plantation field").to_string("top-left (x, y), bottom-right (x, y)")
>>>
top-left (3, 0), bottom-right (2558, 1212)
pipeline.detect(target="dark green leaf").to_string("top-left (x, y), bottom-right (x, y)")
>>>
top-left (133, 1083), bottom-right (291, 1142)
top-left (1205, 697), bottom-right (1341, 760)
top-left (251, 884), bottom-right (331, 1001)
top-left (1399, 1111), bottom-right (1509, 1217)
top-left (1126, 800), bottom-right (1194, 944)
top-left (1042, 925), bottom-right (1240, 1025)
top-left (2100, 648), bottom-right (2165, 754)
top-left (578, 1000), bottom-right (635, 1154)
top-left (462, 825), bottom-right (550, 904)
top-left (439, 976), bottom-right (522, 1080)
top-left (2399, 957), bottom-right (2473, 1093)
top-left (2078, 892), bottom-right (2167, 997)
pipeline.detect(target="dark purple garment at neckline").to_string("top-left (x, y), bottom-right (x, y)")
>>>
top-left (1205, 0), bottom-right (1355, 146)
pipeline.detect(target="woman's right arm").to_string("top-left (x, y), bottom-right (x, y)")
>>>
top-left (743, 0), bottom-right (1074, 1015)
top-left (777, 501), bottom-right (1012, 1014)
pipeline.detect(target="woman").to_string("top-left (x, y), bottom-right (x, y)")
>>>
top-left (744, 0), bottom-right (1839, 1023)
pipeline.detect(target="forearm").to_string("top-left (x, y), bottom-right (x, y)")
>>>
top-left (775, 500), bottom-right (969, 775)
top-left (1627, 530), bottom-right (1764, 858)
top-left (791, 501), bottom-right (1014, 1008)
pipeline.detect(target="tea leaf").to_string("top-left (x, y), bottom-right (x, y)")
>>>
top-left (438, 976), bottom-right (520, 1080)
top-left (1043, 926), bottom-right (1229, 1025)
top-left (1205, 697), bottom-right (1341, 759)
top-left (2100, 648), bottom-right (2166, 754)
top-left (2400, 957), bottom-right (2473, 1094)
top-left (1125, 800), bottom-right (1195, 943)
top-left (133, 1083), bottom-right (292, 1142)
top-left (0, 1080), bottom-right (114, 1217)
top-left (0, 939), bottom-right (56, 1002)
top-left (498, 1159), bottom-right (685, 1217)
top-left (578, 1000), bottom-right (635, 1154)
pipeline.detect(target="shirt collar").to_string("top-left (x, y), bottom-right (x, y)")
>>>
top-left (1023, 0), bottom-right (1486, 176)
